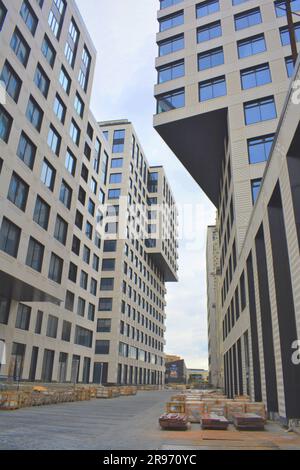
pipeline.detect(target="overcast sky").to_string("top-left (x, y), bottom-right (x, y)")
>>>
top-left (76, 0), bottom-right (216, 369)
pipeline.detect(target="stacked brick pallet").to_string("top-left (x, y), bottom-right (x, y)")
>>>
top-left (96, 386), bottom-right (138, 399)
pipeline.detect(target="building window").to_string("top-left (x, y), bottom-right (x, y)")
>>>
top-left (158, 60), bottom-right (184, 83)
top-left (244, 96), bottom-right (277, 125)
top-left (232, 0), bottom-right (250, 5)
top-left (234, 7), bottom-right (262, 31)
top-left (156, 88), bottom-right (185, 113)
top-left (97, 319), bottom-right (112, 333)
top-left (275, 0), bottom-right (300, 17)
top-left (199, 76), bottom-right (226, 101)
top-left (74, 92), bottom-right (84, 118)
top-left (158, 34), bottom-right (184, 56)
top-left (108, 189), bottom-right (121, 199)
top-left (20, 1), bottom-right (38, 36)
top-left (88, 303), bottom-right (95, 321)
top-left (54, 215), bottom-right (68, 245)
top-left (33, 196), bottom-right (50, 230)
top-left (62, 320), bottom-right (71, 342)
top-left (90, 278), bottom-right (97, 296)
top-left (48, 0), bottom-right (66, 39)
top-left (104, 240), bottom-right (117, 252)
top-left (53, 94), bottom-right (66, 123)
top-left (109, 173), bottom-right (122, 184)
top-left (65, 18), bottom-right (79, 68)
top-left (65, 149), bottom-right (77, 176)
top-left (70, 119), bottom-right (80, 146)
top-left (237, 34), bottom-right (266, 58)
top-left (26, 96), bottom-right (44, 131)
top-left (59, 66), bottom-right (71, 94)
top-left (100, 278), bottom-right (114, 291)
top-left (78, 46), bottom-right (91, 92)
top-left (198, 47), bottom-right (224, 70)
top-left (102, 259), bottom-right (115, 271)
top-left (0, 217), bottom-right (21, 258)
top-left (41, 35), bottom-right (56, 68)
top-left (197, 20), bottom-right (222, 43)
top-left (65, 291), bottom-right (75, 312)
top-left (196, 0), bottom-right (219, 18)
top-left (75, 326), bottom-right (93, 348)
top-left (111, 158), bottom-right (123, 169)
top-left (0, 297), bottom-right (11, 325)
top-left (48, 252), bottom-right (63, 284)
top-left (251, 178), bottom-right (262, 203)
top-left (280, 23), bottom-right (300, 46)
top-left (59, 180), bottom-right (72, 209)
top-left (160, 0), bottom-right (183, 9)
top-left (99, 298), bottom-right (113, 312)
top-left (47, 125), bottom-right (61, 156)
top-left (10, 28), bottom-right (30, 67)
top-left (46, 315), bottom-right (58, 339)
top-left (248, 134), bottom-right (274, 164)
top-left (0, 106), bottom-right (13, 143)
top-left (159, 11), bottom-right (184, 32)
top-left (17, 132), bottom-right (36, 169)
top-left (285, 56), bottom-right (294, 77)
top-left (35, 310), bottom-right (43, 334)
top-left (0, 0), bottom-right (7, 31)
top-left (15, 304), bottom-right (31, 331)
top-left (1, 61), bottom-right (22, 103)
top-left (77, 297), bottom-right (86, 317)
top-left (7, 172), bottom-right (29, 212)
top-left (68, 262), bottom-right (77, 283)
top-left (112, 129), bottom-right (125, 153)
top-left (26, 237), bottom-right (44, 272)
top-left (240, 63), bottom-right (271, 89)
top-left (95, 340), bottom-right (110, 355)
top-left (41, 158), bottom-right (56, 191)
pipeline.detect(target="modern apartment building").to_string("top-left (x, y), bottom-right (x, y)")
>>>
top-left (0, 0), bottom-right (178, 387)
top-left (154, 0), bottom-right (300, 422)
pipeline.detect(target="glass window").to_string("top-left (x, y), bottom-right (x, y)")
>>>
top-left (248, 134), bottom-right (274, 164)
top-left (234, 8), bottom-right (262, 31)
top-left (46, 315), bottom-right (58, 338)
top-left (10, 28), bottom-right (30, 67)
top-left (26, 96), bottom-right (44, 132)
top-left (15, 304), bottom-right (31, 330)
top-left (7, 172), bottom-right (29, 212)
top-left (102, 258), bottom-right (115, 271)
top-left (111, 158), bottom-right (123, 168)
top-left (240, 63), bottom-right (271, 89)
top-left (251, 179), bottom-right (262, 203)
top-left (101, 151), bottom-right (109, 185)
top-left (34, 64), bottom-right (50, 98)
top-left (53, 94), bottom-right (66, 123)
top-left (64, 18), bottom-right (79, 68)
top-left (275, 0), bottom-right (300, 17)
top-left (41, 35), bottom-right (56, 68)
top-left (59, 180), bottom-right (72, 209)
top-left (198, 47), bottom-right (224, 70)
top-left (159, 11), bottom-right (184, 32)
top-left (17, 132), bottom-right (36, 169)
top-left (26, 237), bottom-right (44, 272)
top-left (109, 173), bottom-right (122, 184)
top-left (65, 148), bottom-right (77, 176)
top-left (33, 196), bottom-right (50, 230)
top-left (95, 340), bottom-right (110, 355)
top-left (54, 215), bottom-right (68, 245)
top-left (199, 75), bottom-right (226, 101)
top-left (244, 96), bottom-right (277, 125)
top-left (158, 60), bottom-right (184, 83)
top-left (104, 240), bottom-right (117, 252)
top-left (156, 88), bottom-right (185, 113)
top-left (20, 1), bottom-right (38, 36)
top-left (75, 326), bottom-right (93, 348)
top-left (108, 189), bottom-right (121, 199)
top-left (1, 61), bottom-right (22, 103)
top-left (158, 34), bottom-right (184, 56)
top-left (41, 158), bottom-right (56, 190)
top-left (62, 320), bottom-right (71, 342)
top-left (47, 125), bottom-right (61, 155)
top-left (285, 56), bottom-right (295, 77)
top-left (48, 0), bottom-right (66, 39)
top-left (59, 66), bottom-right (71, 94)
top-left (237, 33), bottom-right (266, 58)
top-left (78, 46), bottom-right (91, 92)
top-left (99, 298), bottom-right (113, 312)
top-left (112, 129), bottom-right (125, 153)
top-left (196, 0), bottom-right (219, 18)
top-left (0, 0), bottom-right (7, 31)
top-left (97, 319), bottom-right (112, 333)
top-left (48, 252), bottom-right (63, 284)
top-left (70, 119), bottom-right (80, 146)
top-left (160, 0), bottom-right (183, 9)
top-left (0, 105), bottom-right (13, 143)
top-left (197, 20), bottom-right (222, 42)
top-left (280, 23), bottom-right (300, 46)
top-left (74, 92), bottom-right (84, 118)
top-left (0, 217), bottom-right (21, 258)
top-left (100, 278), bottom-right (114, 291)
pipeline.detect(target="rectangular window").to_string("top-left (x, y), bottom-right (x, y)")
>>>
top-left (46, 315), bottom-right (58, 339)
top-left (197, 20), bottom-right (222, 43)
top-left (102, 259), bottom-right (115, 271)
top-left (237, 34), bottom-right (266, 58)
top-left (280, 23), bottom-right (300, 46)
top-left (158, 60), bottom-right (184, 83)
top-left (198, 47), bottom-right (224, 70)
top-left (0, 106), bottom-right (13, 143)
top-left (285, 56), bottom-right (295, 77)
top-left (54, 215), bottom-right (68, 245)
top-left (59, 66), bottom-right (71, 94)
top-left (48, 0), bottom-right (66, 39)
top-left (47, 125), bottom-right (61, 156)
top-left (77, 297), bottom-right (86, 317)
top-left (1, 61), bottom-right (22, 103)
top-left (35, 310), bottom-right (43, 334)
top-left (88, 303), bottom-right (95, 321)
top-left (48, 252), bottom-right (63, 284)
top-left (199, 75), bottom-right (226, 101)
top-left (10, 28), bottom-right (30, 67)
top-left (99, 298), bottom-right (113, 312)
top-left (65, 291), bottom-right (75, 312)
top-left (109, 173), bottom-right (122, 184)
top-left (240, 63), bottom-right (271, 89)
top-left (275, 0), bottom-right (300, 17)
top-left (65, 149), bottom-right (77, 176)
top-left (111, 158), bottom-right (123, 169)
top-left (112, 129), bottom-right (125, 153)
top-left (196, 0), bottom-right (219, 18)
top-left (101, 151), bottom-right (109, 185)
top-left (7, 172), bottom-right (29, 212)
top-left (74, 92), bottom-right (84, 118)
top-left (65, 18), bottom-right (79, 68)
top-left (108, 189), bottom-right (121, 199)
top-left (78, 46), bottom-right (92, 92)
top-left (0, 0), bottom-right (7, 31)
top-left (91, 278), bottom-right (97, 297)
top-left (244, 96), bottom-right (277, 125)
top-left (62, 320), bottom-right (71, 342)
top-left (41, 158), bottom-right (56, 191)
top-left (159, 11), bottom-right (184, 32)
top-left (158, 34), bottom-right (184, 56)
top-left (104, 240), bottom-right (117, 252)
top-left (59, 180), bottom-right (72, 209)
top-left (248, 134), bottom-right (274, 164)
top-left (100, 278), bottom-right (114, 291)
top-left (34, 64), bottom-right (50, 98)
top-left (75, 326), bottom-right (93, 348)
top-left (95, 340), bottom-right (110, 355)
top-left (20, 1), bottom-right (38, 36)
top-left (15, 304), bottom-right (31, 330)
top-left (70, 119), bottom-right (80, 146)
top-left (156, 88), bottom-right (185, 113)
top-left (33, 196), bottom-right (50, 230)
top-left (53, 94), bottom-right (66, 123)
top-left (0, 218), bottom-right (21, 258)
top-left (0, 297), bottom-right (11, 325)
top-left (234, 7), bottom-right (262, 31)
top-left (160, 0), bottom-right (183, 9)
top-left (251, 178), bottom-right (262, 203)
top-left (97, 319), bottom-right (111, 333)
top-left (17, 132), bottom-right (36, 169)
top-left (26, 96), bottom-right (44, 131)
top-left (26, 237), bottom-right (44, 272)
top-left (41, 35), bottom-right (56, 68)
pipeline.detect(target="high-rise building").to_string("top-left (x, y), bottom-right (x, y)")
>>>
top-left (154, 0), bottom-right (300, 422)
top-left (0, 0), bottom-right (178, 387)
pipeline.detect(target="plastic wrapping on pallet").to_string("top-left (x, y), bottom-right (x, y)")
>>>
top-left (233, 412), bottom-right (265, 430)
top-left (185, 402), bottom-right (205, 423)
top-left (225, 402), bottom-right (246, 422)
top-left (159, 413), bottom-right (189, 430)
top-left (245, 403), bottom-right (266, 420)
top-left (201, 413), bottom-right (229, 430)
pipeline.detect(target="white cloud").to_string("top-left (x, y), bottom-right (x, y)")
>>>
top-left (76, 0), bottom-right (216, 369)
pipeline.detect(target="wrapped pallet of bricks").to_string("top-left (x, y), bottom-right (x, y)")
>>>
top-left (245, 403), bottom-right (266, 421)
top-left (0, 392), bottom-right (20, 410)
top-left (166, 401), bottom-right (186, 414)
top-left (226, 402), bottom-right (246, 422)
top-left (185, 402), bottom-right (205, 423)
top-left (206, 402), bottom-right (226, 417)
top-left (159, 413), bottom-right (189, 431)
